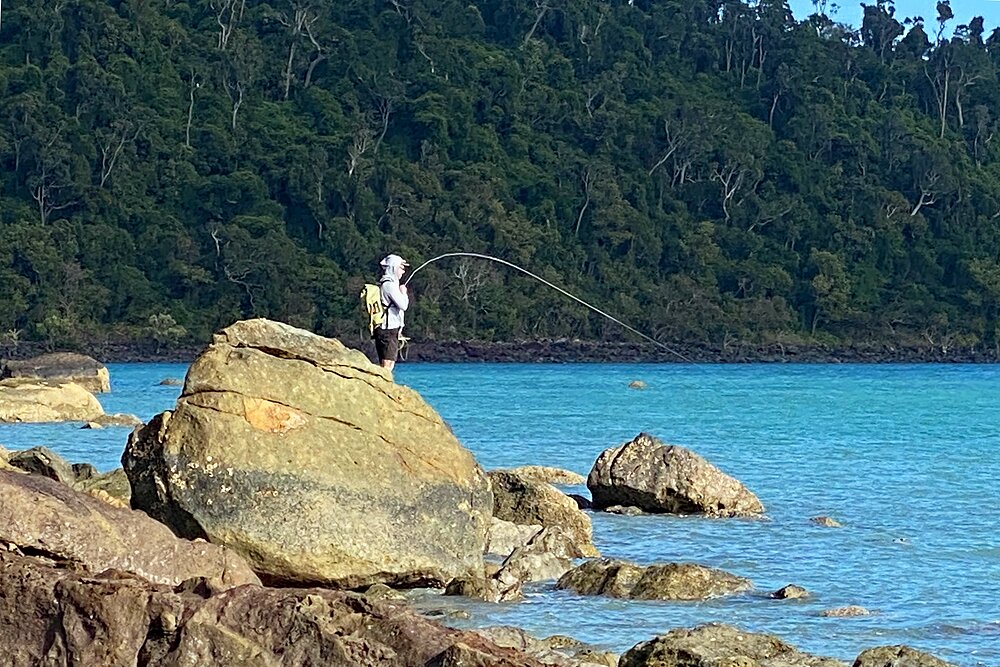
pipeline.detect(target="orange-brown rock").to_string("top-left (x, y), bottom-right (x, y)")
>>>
top-left (124, 319), bottom-right (493, 588)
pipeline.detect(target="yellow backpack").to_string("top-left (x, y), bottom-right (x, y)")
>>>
top-left (361, 282), bottom-right (385, 336)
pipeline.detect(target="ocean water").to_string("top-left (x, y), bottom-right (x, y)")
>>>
top-left (1, 362), bottom-right (998, 665)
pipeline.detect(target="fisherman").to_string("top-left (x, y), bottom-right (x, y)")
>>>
top-left (375, 254), bottom-right (409, 372)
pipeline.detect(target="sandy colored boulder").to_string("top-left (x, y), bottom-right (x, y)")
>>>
top-left (620, 624), bottom-right (845, 667)
top-left (853, 646), bottom-right (954, 667)
top-left (494, 526), bottom-right (584, 585)
top-left (93, 412), bottom-right (144, 427)
top-left (489, 470), bottom-right (599, 557)
top-left (123, 319), bottom-right (493, 588)
top-left (2, 352), bottom-right (111, 393)
top-left (0, 379), bottom-right (105, 423)
top-left (0, 445), bottom-right (13, 471)
top-left (558, 558), bottom-right (751, 601)
top-left (0, 470), bottom-right (259, 588)
top-left (486, 517), bottom-right (543, 557)
top-left (502, 465), bottom-right (587, 485)
top-left (588, 433), bottom-right (764, 517)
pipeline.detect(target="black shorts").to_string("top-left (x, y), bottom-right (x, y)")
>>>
top-left (374, 327), bottom-right (401, 362)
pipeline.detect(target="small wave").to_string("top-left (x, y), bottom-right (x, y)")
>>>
top-left (927, 621), bottom-right (1000, 637)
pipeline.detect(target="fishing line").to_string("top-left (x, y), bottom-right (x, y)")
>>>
top-left (404, 251), bottom-right (694, 362)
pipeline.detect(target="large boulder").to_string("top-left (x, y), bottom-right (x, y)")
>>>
top-left (619, 624), bottom-right (846, 667)
top-left (0, 379), bottom-right (105, 423)
top-left (588, 433), bottom-right (764, 517)
top-left (0, 470), bottom-right (259, 588)
top-left (0, 552), bottom-right (552, 667)
top-left (2, 352), bottom-right (111, 393)
top-left (123, 318), bottom-right (493, 588)
top-left (853, 646), bottom-right (954, 667)
top-left (557, 558), bottom-right (752, 600)
top-left (489, 470), bottom-right (599, 557)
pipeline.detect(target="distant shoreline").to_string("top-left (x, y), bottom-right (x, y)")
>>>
top-left (4, 338), bottom-right (998, 365)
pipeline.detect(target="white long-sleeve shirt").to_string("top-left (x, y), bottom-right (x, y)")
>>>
top-left (379, 275), bottom-right (409, 330)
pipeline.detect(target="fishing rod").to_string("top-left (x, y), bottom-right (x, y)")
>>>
top-left (404, 251), bottom-right (694, 363)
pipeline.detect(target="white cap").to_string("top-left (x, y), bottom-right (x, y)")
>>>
top-left (380, 254), bottom-right (409, 269)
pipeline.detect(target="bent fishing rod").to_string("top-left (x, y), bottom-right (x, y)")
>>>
top-left (404, 251), bottom-right (693, 363)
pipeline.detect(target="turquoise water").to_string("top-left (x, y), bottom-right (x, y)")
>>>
top-left (1, 362), bottom-right (998, 665)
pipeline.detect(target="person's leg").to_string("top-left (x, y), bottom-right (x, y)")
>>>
top-left (375, 328), bottom-right (400, 373)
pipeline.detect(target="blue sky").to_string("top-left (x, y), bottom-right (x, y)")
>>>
top-left (788, 0), bottom-right (1000, 32)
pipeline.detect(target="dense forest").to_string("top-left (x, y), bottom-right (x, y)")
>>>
top-left (2, 0), bottom-right (1000, 355)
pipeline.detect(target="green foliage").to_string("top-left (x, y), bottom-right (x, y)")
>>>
top-left (1, 0), bottom-right (999, 350)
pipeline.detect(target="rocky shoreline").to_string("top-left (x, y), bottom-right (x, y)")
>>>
top-left (0, 322), bottom-right (967, 665)
top-left (4, 337), bottom-right (1000, 364)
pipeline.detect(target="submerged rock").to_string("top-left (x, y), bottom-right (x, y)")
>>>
top-left (812, 515), bottom-right (844, 527)
top-left (123, 318), bottom-right (493, 589)
top-left (771, 584), bottom-right (810, 600)
top-left (619, 623), bottom-right (845, 667)
top-left (588, 433), bottom-right (764, 517)
top-left (0, 470), bottom-right (258, 588)
top-left (822, 605), bottom-right (873, 617)
top-left (1, 352), bottom-right (111, 393)
top-left (0, 379), bottom-right (105, 423)
top-left (557, 557), bottom-right (752, 601)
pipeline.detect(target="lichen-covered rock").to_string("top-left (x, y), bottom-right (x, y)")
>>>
top-left (620, 623), bottom-right (846, 667)
top-left (853, 645), bottom-right (954, 667)
top-left (558, 558), bottom-right (752, 601)
top-left (0, 470), bottom-right (258, 588)
top-left (489, 470), bottom-right (599, 557)
top-left (1, 352), bottom-right (111, 393)
top-left (0, 379), bottom-right (105, 423)
top-left (588, 433), bottom-right (764, 517)
top-left (123, 319), bottom-right (493, 588)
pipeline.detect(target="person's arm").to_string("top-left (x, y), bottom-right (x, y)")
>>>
top-left (384, 281), bottom-right (409, 311)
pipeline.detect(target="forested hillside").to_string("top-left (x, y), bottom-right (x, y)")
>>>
top-left (2, 0), bottom-right (999, 354)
